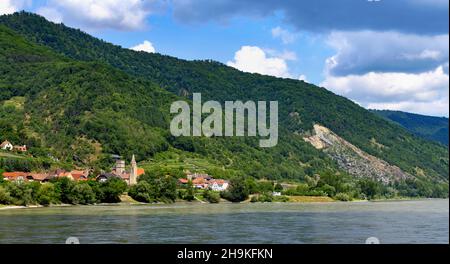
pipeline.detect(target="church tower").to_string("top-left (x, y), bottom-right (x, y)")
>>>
top-left (129, 154), bottom-right (138, 185)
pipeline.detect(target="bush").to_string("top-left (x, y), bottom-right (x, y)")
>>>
top-left (316, 184), bottom-right (336, 197)
top-left (37, 183), bottom-right (60, 205)
top-left (100, 177), bottom-right (127, 203)
top-left (52, 177), bottom-right (76, 204)
top-left (334, 193), bottom-right (351, 201)
top-left (273, 195), bottom-right (289, 202)
top-left (6, 181), bottom-right (37, 206)
top-left (221, 177), bottom-right (249, 203)
top-left (258, 193), bottom-right (273, 202)
top-left (69, 183), bottom-right (97, 205)
top-left (129, 181), bottom-right (154, 203)
top-left (204, 190), bottom-right (220, 203)
top-left (250, 196), bottom-right (258, 203)
top-left (274, 183), bottom-right (283, 192)
top-left (0, 186), bottom-right (12, 204)
top-left (183, 180), bottom-right (195, 201)
top-left (130, 175), bottom-right (178, 203)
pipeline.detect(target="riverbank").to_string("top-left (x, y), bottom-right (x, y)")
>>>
top-left (4, 197), bottom-right (446, 211)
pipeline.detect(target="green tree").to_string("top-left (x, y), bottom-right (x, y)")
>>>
top-left (52, 177), bottom-right (76, 204)
top-left (69, 183), bottom-right (97, 205)
top-left (100, 177), bottom-right (127, 203)
top-left (274, 183), bottom-right (283, 192)
top-left (221, 177), bottom-right (249, 202)
top-left (358, 178), bottom-right (382, 200)
top-left (0, 186), bottom-right (12, 204)
top-left (37, 182), bottom-right (60, 205)
top-left (129, 181), bottom-right (154, 203)
top-left (204, 189), bottom-right (220, 203)
top-left (184, 180), bottom-right (195, 201)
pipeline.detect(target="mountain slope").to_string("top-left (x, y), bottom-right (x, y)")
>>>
top-left (0, 12), bottom-right (448, 197)
top-left (372, 110), bottom-right (449, 146)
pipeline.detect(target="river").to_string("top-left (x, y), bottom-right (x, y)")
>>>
top-left (0, 199), bottom-right (448, 244)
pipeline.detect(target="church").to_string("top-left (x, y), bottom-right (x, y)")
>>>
top-left (97, 155), bottom-right (145, 185)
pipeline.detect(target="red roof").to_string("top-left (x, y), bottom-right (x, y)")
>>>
top-left (137, 168), bottom-right (145, 176)
top-left (178, 178), bottom-right (189, 184)
top-left (2, 172), bottom-right (29, 179)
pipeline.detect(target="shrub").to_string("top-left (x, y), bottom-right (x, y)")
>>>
top-left (129, 181), bottom-right (154, 203)
top-left (69, 183), bottom-right (97, 205)
top-left (334, 193), bottom-right (351, 201)
top-left (6, 181), bottom-right (36, 206)
top-left (0, 186), bottom-right (12, 205)
top-left (204, 190), bottom-right (220, 203)
top-left (221, 177), bottom-right (249, 203)
top-left (273, 195), bottom-right (289, 202)
top-left (258, 193), bottom-right (273, 202)
top-left (100, 177), bottom-right (127, 203)
top-left (37, 183), bottom-right (60, 205)
top-left (183, 180), bottom-right (195, 201)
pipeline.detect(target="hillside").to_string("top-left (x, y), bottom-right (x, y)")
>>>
top-left (0, 12), bottom-right (448, 198)
top-left (372, 110), bottom-right (449, 146)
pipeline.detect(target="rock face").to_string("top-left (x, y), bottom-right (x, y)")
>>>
top-left (304, 124), bottom-right (412, 184)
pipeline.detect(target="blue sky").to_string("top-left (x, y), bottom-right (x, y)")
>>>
top-left (1, 0), bottom-right (448, 117)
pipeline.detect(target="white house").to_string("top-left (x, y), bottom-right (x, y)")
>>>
top-left (0, 140), bottom-right (13, 151)
top-left (209, 180), bottom-right (229, 192)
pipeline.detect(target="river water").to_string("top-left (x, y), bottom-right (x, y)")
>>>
top-left (0, 199), bottom-right (448, 244)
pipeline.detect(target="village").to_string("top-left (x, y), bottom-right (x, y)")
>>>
top-left (1, 140), bottom-right (229, 191)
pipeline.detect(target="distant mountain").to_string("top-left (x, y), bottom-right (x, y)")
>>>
top-left (372, 110), bottom-right (449, 146)
top-left (0, 12), bottom-right (448, 198)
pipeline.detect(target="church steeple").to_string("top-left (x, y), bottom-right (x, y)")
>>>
top-left (129, 154), bottom-right (138, 185)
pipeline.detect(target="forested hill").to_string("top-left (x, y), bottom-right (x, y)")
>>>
top-left (0, 12), bottom-right (448, 197)
top-left (372, 110), bottom-right (449, 146)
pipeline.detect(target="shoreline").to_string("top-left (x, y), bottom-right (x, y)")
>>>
top-left (1, 198), bottom-right (447, 211)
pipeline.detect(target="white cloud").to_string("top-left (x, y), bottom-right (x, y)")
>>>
top-left (325, 31), bottom-right (449, 76)
top-left (265, 49), bottom-right (297, 61)
top-left (37, 0), bottom-right (161, 30)
top-left (227, 46), bottom-right (291, 78)
top-left (298, 74), bottom-right (308, 82)
top-left (36, 7), bottom-right (63, 24)
top-left (0, 0), bottom-right (29, 15)
top-left (271, 26), bottom-right (297, 44)
top-left (130, 40), bottom-right (156, 53)
top-left (321, 65), bottom-right (449, 116)
top-left (227, 46), bottom-right (308, 81)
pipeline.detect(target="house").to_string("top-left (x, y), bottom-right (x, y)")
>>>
top-left (192, 177), bottom-right (209, 189)
top-left (28, 173), bottom-right (51, 182)
top-left (178, 178), bottom-right (189, 185)
top-left (70, 170), bottom-right (89, 181)
top-left (0, 140), bottom-right (13, 151)
top-left (96, 173), bottom-right (121, 183)
top-left (13, 145), bottom-right (27, 152)
top-left (2, 171), bottom-right (29, 181)
top-left (57, 171), bottom-right (74, 181)
top-left (209, 180), bottom-right (229, 191)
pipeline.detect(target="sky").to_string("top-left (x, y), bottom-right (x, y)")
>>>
top-left (1, 0), bottom-right (449, 117)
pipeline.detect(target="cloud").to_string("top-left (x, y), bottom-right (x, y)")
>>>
top-left (130, 40), bottom-right (156, 53)
top-left (271, 26), bottom-right (297, 44)
top-left (36, 7), bottom-right (63, 24)
top-left (325, 31), bottom-right (449, 76)
top-left (298, 74), bottom-right (308, 82)
top-left (227, 46), bottom-right (291, 78)
top-left (0, 0), bottom-right (30, 15)
top-left (321, 65), bottom-right (449, 116)
top-left (171, 0), bottom-right (448, 34)
top-left (36, 0), bottom-right (163, 31)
